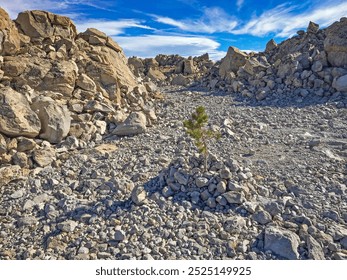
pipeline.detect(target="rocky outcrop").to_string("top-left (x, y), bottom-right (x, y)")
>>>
top-left (0, 8), bottom-right (160, 169)
top-left (0, 8), bottom-right (21, 55)
top-left (15, 10), bottom-right (77, 40)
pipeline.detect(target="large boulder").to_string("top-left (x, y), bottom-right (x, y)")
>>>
top-left (183, 59), bottom-right (196, 75)
top-left (15, 10), bottom-right (77, 39)
top-left (0, 87), bottom-right (41, 138)
top-left (307, 21), bottom-right (319, 34)
top-left (31, 96), bottom-right (71, 144)
top-left (76, 73), bottom-right (97, 92)
top-left (113, 112), bottom-right (147, 136)
top-left (38, 60), bottom-right (78, 96)
top-left (0, 8), bottom-right (21, 55)
top-left (264, 226), bottom-right (300, 259)
top-left (219, 46), bottom-right (248, 78)
top-left (147, 68), bottom-right (166, 82)
top-left (172, 74), bottom-right (189, 86)
top-left (324, 18), bottom-right (347, 67)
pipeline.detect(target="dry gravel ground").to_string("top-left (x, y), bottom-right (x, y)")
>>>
top-left (0, 86), bottom-right (346, 260)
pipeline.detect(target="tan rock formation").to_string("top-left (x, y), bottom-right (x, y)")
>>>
top-left (31, 96), bottom-right (71, 144)
top-left (15, 10), bottom-right (77, 39)
top-left (0, 87), bottom-right (41, 138)
top-left (0, 8), bottom-right (20, 55)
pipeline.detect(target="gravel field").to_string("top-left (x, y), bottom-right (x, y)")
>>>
top-left (1, 86), bottom-right (346, 260)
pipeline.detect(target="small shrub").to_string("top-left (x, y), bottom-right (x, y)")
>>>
top-left (183, 106), bottom-right (221, 171)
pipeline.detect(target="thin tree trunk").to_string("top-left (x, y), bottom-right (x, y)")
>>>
top-left (203, 141), bottom-right (208, 172)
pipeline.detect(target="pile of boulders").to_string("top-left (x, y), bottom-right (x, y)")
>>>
top-left (0, 8), bottom-right (161, 170)
top-left (128, 53), bottom-right (214, 86)
top-left (204, 19), bottom-right (347, 102)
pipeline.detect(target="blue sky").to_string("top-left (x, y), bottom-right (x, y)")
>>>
top-left (2, 0), bottom-right (347, 60)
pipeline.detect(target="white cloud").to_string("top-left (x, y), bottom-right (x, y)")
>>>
top-left (233, 1), bottom-right (347, 37)
top-left (153, 7), bottom-right (238, 33)
top-left (1, 0), bottom-right (114, 19)
top-left (113, 35), bottom-right (226, 60)
top-left (1, 0), bottom-right (69, 18)
top-left (236, 0), bottom-right (245, 11)
top-left (75, 19), bottom-right (155, 35)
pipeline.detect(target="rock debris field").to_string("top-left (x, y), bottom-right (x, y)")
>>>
top-left (0, 8), bottom-right (346, 260)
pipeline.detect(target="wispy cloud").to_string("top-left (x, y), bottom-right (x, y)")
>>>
top-left (236, 0), bottom-right (245, 11)
top-left (1, 0), bottom-right (115, 19)
top-left (114, 35), bottom-right (226, 60)
top-left (1, 0), bottom-right (69, 18)
top-left (75, 19), bottom-right (155, 35)
top-left (153, 7), bottom-right (238, 33)
top-left (233, 1), bottom-right (347, 37)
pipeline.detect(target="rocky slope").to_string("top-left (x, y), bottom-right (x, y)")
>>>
top-left (0, 8), bottom-right (161, 171)
top-left (0, 8), bottom-right (346, 260)
top-left (204, 19), bottom-right (347, 102)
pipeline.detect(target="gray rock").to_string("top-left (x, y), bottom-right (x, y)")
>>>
top-left (307, 235), bottom-right (325, 260)
top-left (264, 226), bottom-right (300, 259)
top-left (216, 181), bottom-right (227, 193)
top-left (11, 189), bottom-right (25, 199)
top-left (162, 186), bottom-right (175, 197)
top-left (115, 229), bottom-right (126, 241)
top-left (206, 197), bottom-right (216, 208)
top-left (252, 210), bottom-right (272, 225)
top-left (220, 168), bottom-right (232, 179)
top-left (195, 177), bottom-right (209, 188)
top-left (200, 189), bottom-right (211, 201)
top-left (58, 220), bottom-right (78, 232)
top-left (222, 191), bottom-right (245, 204)
top-left (332, 74), bottom-right (347, 92)
top-left (224, 216), bottom-right (246, 233)
top-left (17, 216), bottom-right (38, 227)
top-left (190, 191), bottom-right (200, 204)
top-left (131, 186), bottom-right (146, 205)
top-left (311, 61), bottom-right (323, 72)
top-left (340, 237), bottom-right (347, 250)
top-left (174, 171), bottom-right (189, 185)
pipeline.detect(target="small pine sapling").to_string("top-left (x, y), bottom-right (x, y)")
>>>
top-left (183, 106), bottom-right (221, 171)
